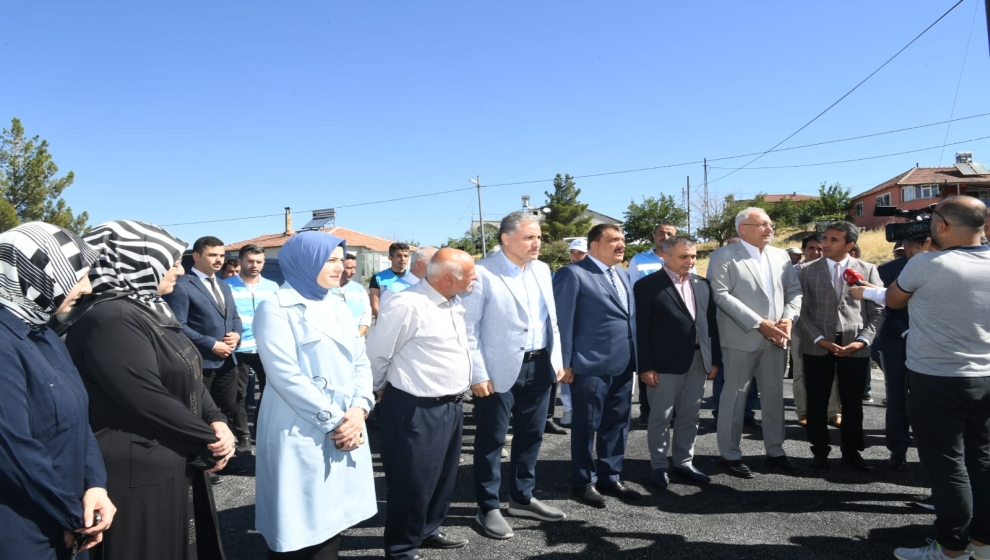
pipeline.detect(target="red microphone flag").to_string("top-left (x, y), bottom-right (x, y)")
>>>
top-left (842, 268), bottom-right (865, 286)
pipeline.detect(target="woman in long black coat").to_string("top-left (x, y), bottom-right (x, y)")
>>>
top-left (60, 220), bottom-right (235, 560)
top-left (0, 222), bottom-right (116, 560)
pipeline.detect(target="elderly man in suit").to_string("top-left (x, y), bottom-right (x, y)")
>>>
top-left (462, 211), bottom-right (567, 540)
top-left (708, 207), bottom-right (802, 478)
top-left (797, 221), bottom-right (884, 472)
top-left (553, 224), bottom-right (641, 508)
top-left (163, 235), bottom-right (242, 482)
top-left (635, 235), bottom-right (721, 488)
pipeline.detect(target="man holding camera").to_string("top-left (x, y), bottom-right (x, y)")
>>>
top-left (858, 196), bottom-right (990, 560)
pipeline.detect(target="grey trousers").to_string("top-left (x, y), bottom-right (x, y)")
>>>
top-left (646, 350), bottom-right (708, 470)
top-left (718, 340), bottom-right (787, 460)
top-left (790, 330), bottom-right (840, 418)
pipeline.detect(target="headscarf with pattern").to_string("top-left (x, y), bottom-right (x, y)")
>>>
top-left (0, 222), bottom-right (99, 327)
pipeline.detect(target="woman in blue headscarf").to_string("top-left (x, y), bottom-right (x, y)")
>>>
top-left (253, 231), bottom-right (377, 560)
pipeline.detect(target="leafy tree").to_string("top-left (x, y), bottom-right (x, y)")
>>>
top-left (443, 225), bottom-right (498, 256)
top-left (695, 194), bottom-right (746, 247)
top-left (0, 118), bottom-right (88, 233)
top-left (622, 194), bottom-right (688, 243)
top-left (541, 173), bottom-right (592, 241)
top-left (806, 182), bottom-right (852, 222)
top-left (537, 240), bottom-right (570, 272)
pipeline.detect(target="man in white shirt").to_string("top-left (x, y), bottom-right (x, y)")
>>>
top-left (366, 248), bottom-right (477, 559)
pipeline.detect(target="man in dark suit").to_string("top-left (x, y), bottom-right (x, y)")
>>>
top-left (553, 224), bottom-right (640, 508)
top-left (796, 222), bottom-right (883, 472)
top-left (164, 236), bottom-right (242, 481)
top-left (634, 236), bottom-right (721, 488)
top-left (852, 239), bottom-right (918, 471)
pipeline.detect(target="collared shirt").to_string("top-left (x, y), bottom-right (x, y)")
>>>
top-left (191, 267), bottom-right (226, 308)
top-left (627, 249), bottom-right (664, 286)
top-left (739, 239), bottom-right (777, 322)
top-left (332, 280), bottom-right (372, 328)
top-left (663, 266), bottom-right (696, 320)
top-left (499, 252), bottom-right (548, 351)
top-left (814, 254), bottom-right (869, 346)
top-left (225, 274), bottom-right (280, 353)
top-left (378, 274), bottom-right (421, 311)
top-left (365, 279), bottom-right (472, 397)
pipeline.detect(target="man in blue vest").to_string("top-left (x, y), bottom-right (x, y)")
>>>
top-left (370, 242), bottom-right (411, 319)
top-left (334, 253), bottom-right (371, 336)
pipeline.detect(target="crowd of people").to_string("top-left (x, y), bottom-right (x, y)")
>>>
top-left (1, 194), bottom-right (988, 560)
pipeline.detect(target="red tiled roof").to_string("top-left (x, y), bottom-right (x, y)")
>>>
top-left (853, 167), bottom-right (990, 201)
top-left (227, 226), bottom-right (402, 253)
top-left (761, 193), bottom-right (818, 203)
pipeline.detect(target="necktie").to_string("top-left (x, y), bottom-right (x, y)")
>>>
top-left (833, 263), bottom-right (843, 299)
top-left (607, 268), bottom-right (628, 312)
top-left (208, 277), bottom-right (227, 316)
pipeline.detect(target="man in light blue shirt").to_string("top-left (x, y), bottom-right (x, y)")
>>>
top-left (225, 244), bottom-right (280, 455)
top-left (333, 253), bottom-right (372, 336)
top-left (379, 247), bottom-right (437, 312)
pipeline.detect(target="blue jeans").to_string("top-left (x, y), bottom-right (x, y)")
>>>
top-left (712, 366), bottom-right (759, 419)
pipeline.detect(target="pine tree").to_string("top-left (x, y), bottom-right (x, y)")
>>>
top-left (541, 173), bottom-right (592, 241)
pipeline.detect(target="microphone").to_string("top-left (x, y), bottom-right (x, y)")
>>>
top-left (842, 268), bottom-right (865, 286)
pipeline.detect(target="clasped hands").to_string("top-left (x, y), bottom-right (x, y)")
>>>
top-left (758, 318), bottom-right (791, 348)
top-left (330, 407), bottom-right (366, 451)
top-left (212, 332), bottom-right (240, 358)
top-left (205, 421), bottom-right (236, 473)
top-left (816, 338), bottom-right (866, 357)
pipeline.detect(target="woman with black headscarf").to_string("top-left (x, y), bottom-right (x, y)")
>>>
top-left (59, 219), bottom-right (235, 560)
top-left (0, 222), bottom-right (116, 560)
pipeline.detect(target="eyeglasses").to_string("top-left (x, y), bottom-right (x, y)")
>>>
top-left (740, 222), bottom-right (775, 230)
top-left (932, 208), bottom-right (951, 228)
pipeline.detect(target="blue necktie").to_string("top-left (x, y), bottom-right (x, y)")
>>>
top-left (607, 268), bottom-right (628, 312)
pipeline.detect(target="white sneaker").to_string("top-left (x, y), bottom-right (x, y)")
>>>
top-left (560, 410), bottom-right (573, 427)
top-left (894, 539), bottom-right (971, 560)
top-left (969, 542), bottom-right (990, 560)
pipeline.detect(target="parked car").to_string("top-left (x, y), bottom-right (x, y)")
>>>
top-left (180, 251), bottom-right (285, 286)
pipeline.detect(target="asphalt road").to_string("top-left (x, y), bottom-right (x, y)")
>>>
top-left (213, 368), bottom-right (935, 559)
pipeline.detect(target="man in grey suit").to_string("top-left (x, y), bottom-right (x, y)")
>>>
top-left (553, 224), bottom-right (641, 508)
top-left (708, 207), bottom-right (802, 478)
top-left (797, 221), bottom-right (883, 472)
top-left (462, 211), bottom-right (566, 540)
top-left (634, 236), bottom-right (721, 488)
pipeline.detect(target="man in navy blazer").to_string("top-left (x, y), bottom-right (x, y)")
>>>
top-left (553, 224), bottom-right (641, 509)
top-left (462, 212), bottom-right (566, 540)
top-left (164, 236), bottom-right (242, 472)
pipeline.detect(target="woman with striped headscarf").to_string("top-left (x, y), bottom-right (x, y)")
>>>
top-left (60, 220), bottom-right (235, 560)
top-left (0, 222), bottom-right (116, 560)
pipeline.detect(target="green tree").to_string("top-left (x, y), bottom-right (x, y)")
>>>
top-left (622, 194), bottom-right (688, 243)
top-left (537, 239), bottom-right (570, 272)
top-left (806, 182), bottom-right (852, 222)
top-left (695, 194), bottom-right (749, 247)
top-left (541, 173), bottom-right (592, 241)
top-left (0, 118), bottom-right (88, 233)
top-left (443, 225), bottom-right (498, 256)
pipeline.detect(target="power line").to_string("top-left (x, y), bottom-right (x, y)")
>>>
top-left (938, 0), bottom-right (981, 165)
top-left (708, 134), bottom-right (990, 169)
top-left (708, 0), bottom-right (967, 186)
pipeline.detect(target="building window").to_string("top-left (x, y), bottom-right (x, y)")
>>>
top-left (876, 193), bottom-right (891, 207)
top-left (901, 184), bottom-right (940, 202)
top-left (970, 188), bottom-right (990, 204)
top-left (854, 202), bottom-right (864, 217)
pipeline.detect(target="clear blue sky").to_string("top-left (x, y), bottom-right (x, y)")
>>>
top-left (3, 0), bottom-right (989, 247)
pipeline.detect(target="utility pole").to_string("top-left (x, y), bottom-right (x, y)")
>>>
top-left (469, 176), bottom-right (487, 255)
top-left (703, 158), bottom-right (709, 232)
top-left (686, 176), bottom-right (691, 236)
top-left (985, 0), bottom-right (990, 58)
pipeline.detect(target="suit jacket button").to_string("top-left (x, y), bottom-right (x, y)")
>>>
top-left (524, 328), bottom-right (528, 332)
top-left (520, 347), bottom-right (525, 351)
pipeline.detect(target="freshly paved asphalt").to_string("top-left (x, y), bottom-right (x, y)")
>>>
top-left (214, 368), bottom-right (936, 559)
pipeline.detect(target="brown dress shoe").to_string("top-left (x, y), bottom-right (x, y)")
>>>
top-left (828, 415), bottom-right (842, 428)
top-left (797, 416), bottom-right (808, 427)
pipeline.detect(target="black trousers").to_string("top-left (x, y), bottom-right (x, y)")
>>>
top-left (908, 370), bottom-right (990, 551)
top-left (202, 356), bottom-right (239, 437)
top-left (803, 341), bottom-right (869, 456)
top-left (233, 352), bottom-right (266, 439)
top-left (380, 385), bottom-right (463, 560)
top-left (268, 534), bottom-right (340, 560)
top-left (547, 381), bottom-right (557, 420)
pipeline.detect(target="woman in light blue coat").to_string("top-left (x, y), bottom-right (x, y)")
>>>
top-left (253, 232), bottom-right (377, 559)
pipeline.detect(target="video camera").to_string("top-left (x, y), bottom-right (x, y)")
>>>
top-left (874, 204), bottom-right (936, 243)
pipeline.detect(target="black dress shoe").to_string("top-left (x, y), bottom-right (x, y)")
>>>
top-left (651, 468), bottom-right (669, 489)
top-left (572, 484), bottom-right (607, 509)
top-left (637, 415), bottom-right (650, 427)
top-left (719, 458), bottom-right (754, 479)
top-left (209, 472), bottom-right (222, 485)
top-left (743, 417), bottom-right (762, 430)
top-left (765, 455), bottom-right (799, 472)
top-left (596, 480), bottom-right (641, 501)
top-left (235, 436), bottom-right (254, 457)
top-left (888, 452), bottom-right (908, 471)
top-left (671, 464), bottom-right (711, 484)
top-left (811, 454), bottom-right (829, 471)
top-left (544, 420), bottom-right (568, 435)
top-left (842, 452), bottom-right (874, 472)
top-left (422, 532), bottom-right (468, 549)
